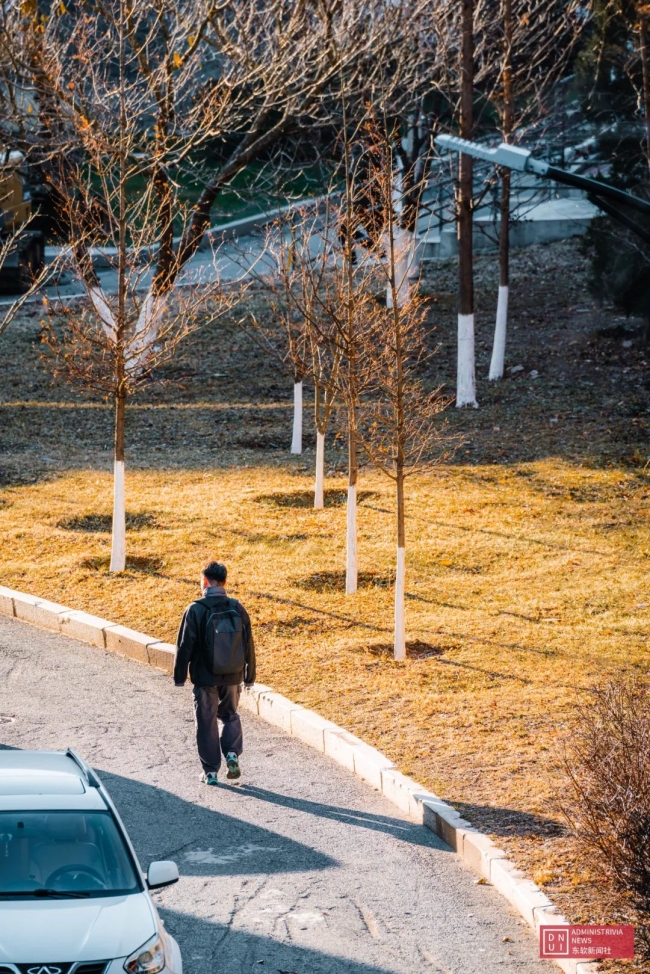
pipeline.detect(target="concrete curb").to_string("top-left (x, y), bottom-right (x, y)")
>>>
top-left (0, 584), bottom-right (598, 974)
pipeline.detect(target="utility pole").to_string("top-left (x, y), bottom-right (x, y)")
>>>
top-left (457, 0), bottom-right (478, 407)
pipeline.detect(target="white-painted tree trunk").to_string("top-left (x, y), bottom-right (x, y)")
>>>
top-left (386, 164), bottom-right (416, 309)
top-left (457, 312), bottom-right (478, 408)
top-left (489, 285), bottom-right (508, 380)
top-left (386, 226), bottom-right (413, 308)
top-left (407, 236), bottom-right (422, 282)
top-left (109, 459), bottom-right (126, 572)
top-left (88, 285), bottom-right (117, 337)
top-left (346, 484), bottom-right (357, 594)
top-left (394, 546), bottom-right (406, 660)
top-left (129, 289), bottom-right (165, 370)
top-left (385, 227), bottom-right (416, 310)
top-left (291, 380), bottom-right (303, 454)
top-left (314, 430), bottom-right (325, 509)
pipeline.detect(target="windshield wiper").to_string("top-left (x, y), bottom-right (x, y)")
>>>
top-left (0, 888), bottom-right (91, 898)
top-left (34, 888), bottom-right (92, 898)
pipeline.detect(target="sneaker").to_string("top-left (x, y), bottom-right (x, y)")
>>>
top-left (225, 752), bottom-right (241, 781)
top-left (201, 771), bottom-right (219, 786)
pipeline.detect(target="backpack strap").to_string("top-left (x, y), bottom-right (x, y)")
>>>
top-left (193, 595), bottom-right (241, 615)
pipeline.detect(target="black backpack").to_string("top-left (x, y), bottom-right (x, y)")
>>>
top-left (197, 597), bottom-right (245, 676)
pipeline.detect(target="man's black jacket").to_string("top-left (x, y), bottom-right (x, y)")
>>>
top-left (174, 590), bottom-right (256, 687)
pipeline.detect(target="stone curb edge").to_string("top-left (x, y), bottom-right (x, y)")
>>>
top-left (0, 585), bottom-right (597, 974)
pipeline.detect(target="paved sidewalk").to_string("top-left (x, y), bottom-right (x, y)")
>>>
top-left (0, 615), bottom-right (554, 974)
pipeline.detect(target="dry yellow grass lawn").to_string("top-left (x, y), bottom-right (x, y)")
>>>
top-left (2, 458), bottom-right (649, 956)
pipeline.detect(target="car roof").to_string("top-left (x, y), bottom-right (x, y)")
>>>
top-left (0, 750), bottom-right (108, 811)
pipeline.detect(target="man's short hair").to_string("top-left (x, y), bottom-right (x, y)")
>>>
top-left (203, 561), bottom-right (227, 584)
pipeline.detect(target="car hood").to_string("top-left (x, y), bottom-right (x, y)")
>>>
top-left (0, 893), bottom-right (157, 963)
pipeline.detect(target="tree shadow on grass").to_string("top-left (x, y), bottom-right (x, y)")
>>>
top-left (250, 591), bottom-right (392, 634)
top-left (452, 802), bottom-right (566, 841)
top-left (295, 569), bottom-right (395, 593)
top-left (230, 528), bottom-right (311, 544)
top-left (58, 512), bottom-right (158, 532)
top-left (362, 503), bottom-right (610, 557)
top-left (251, 592), bottom-right (547, 675)
top-left (79, 554), bottom-right (166, 573)
top-left (255, 488), bottom-right (378, 508)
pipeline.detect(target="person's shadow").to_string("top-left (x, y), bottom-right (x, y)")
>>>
top-left (99, 769), bottom-right (338, 878)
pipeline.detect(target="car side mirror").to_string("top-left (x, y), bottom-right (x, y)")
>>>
top-left (147, 860), bottom-right (179, 890)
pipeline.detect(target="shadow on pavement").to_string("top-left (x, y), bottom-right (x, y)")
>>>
top-left (220, 782), bottom-right (450, 852)
top-left (160, 907), bottom-right (400, 974)
top-left (98, 770), bottom-right (338, 878)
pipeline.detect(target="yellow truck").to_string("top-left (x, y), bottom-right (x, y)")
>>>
top-left (0, 151), bottom-right (45, 292)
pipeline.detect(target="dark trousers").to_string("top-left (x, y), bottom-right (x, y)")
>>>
top-left (193, 684), bottom-right (243, 774)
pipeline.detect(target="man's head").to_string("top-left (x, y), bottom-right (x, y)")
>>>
top-left (201, 561), bottom-right (227, 590)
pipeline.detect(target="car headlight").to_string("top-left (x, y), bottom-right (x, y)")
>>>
top-left (124, 933), bottom-right (166, 973)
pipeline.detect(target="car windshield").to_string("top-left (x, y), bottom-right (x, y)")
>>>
top-left (0, 811), bottom-right (142, 897)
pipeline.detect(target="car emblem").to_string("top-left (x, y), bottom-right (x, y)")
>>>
top-left (27, 967), bottom-right (63, 974)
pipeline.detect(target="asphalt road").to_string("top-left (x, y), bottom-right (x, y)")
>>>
top-left (0, 233), bottom-right (290, 307)
top-left (0, 615), bottom-right (554, 974)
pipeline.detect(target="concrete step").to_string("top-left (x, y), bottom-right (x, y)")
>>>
top-left (420, 196), bottom-right (601, 260)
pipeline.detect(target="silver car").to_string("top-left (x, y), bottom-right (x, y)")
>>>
top-left (0, 749), bottom-right (182, 974)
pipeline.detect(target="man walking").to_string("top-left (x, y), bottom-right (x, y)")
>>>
top-left (174, 561), bottom-right (256, 785)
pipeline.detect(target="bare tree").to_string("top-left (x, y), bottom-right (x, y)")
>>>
top-left (424, 0), bottom-right (491, 408)
top-left (432, 0), bottom-right (583, 395)
top-left (0, 0), bottom-right (429, 342)
top-left (0, 238), bottom-right (47, 338)
top-left (240, 205), bottom-right (343, 503)
top-left (270, 210), bottom-right (342, 504)
top-left (393, 101), bottom-right (436, 289)
top-left (43, 284), bottom-right (239, 569)
top-left (15, 0), bottom-right (244, 570)
top-left (309, 322), bottom-right (341, 507)
top-left (486, 0), bottom-right (583, 380)
top-left (281, 115), bottom-right (457, 612)
top-left (0, 0), bottom-right (452, 571)
top-left (560, 679), bottom-right (650, 958)
top-left (353, 122), bottom-right (455, 659)
top-left (244, 223), bottom-right (312, 457)
top-left (267, 173), bottom-right (374, 590)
